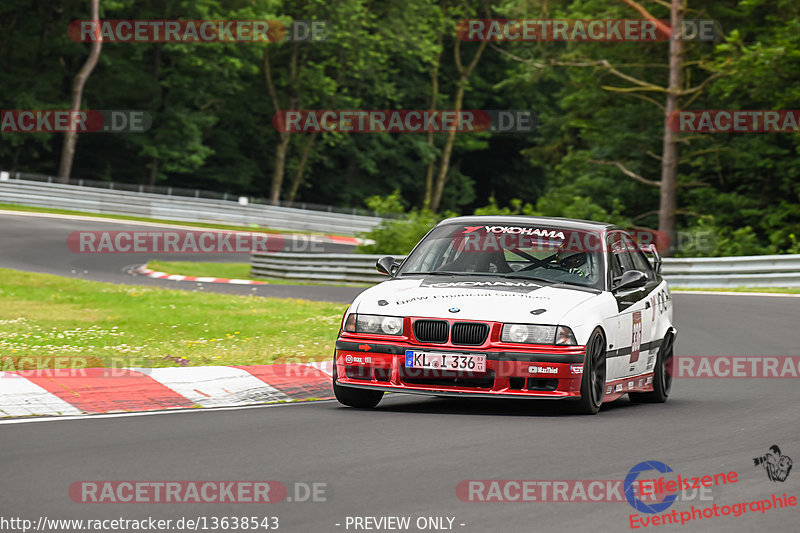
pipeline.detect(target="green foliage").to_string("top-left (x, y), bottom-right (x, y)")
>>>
top-left (473, 197), bottom-right (536, 216)
top-left (678, 216), bottom-right (771, 257)
top-left (364, 189), bottom-right (407, 215)
top-left (2, 0), bottom-right (800, 256)
top-left (356, 209), bottom-right (442, 256)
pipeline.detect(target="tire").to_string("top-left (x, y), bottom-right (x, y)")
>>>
top-left (332, 365), bottom-right (384, 408)
top-left (630, 333), bottom-right (674, 404)
top-left (572, 328), bottom-right (606, 415)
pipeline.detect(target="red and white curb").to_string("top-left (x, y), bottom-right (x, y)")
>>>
top-left (131, 265), bottom-right (268, 285)
top-left (0, 362), bottom-right (333, 418)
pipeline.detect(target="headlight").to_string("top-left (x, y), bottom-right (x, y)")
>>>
top-left (500, 324), bottom-right (578, 345)
top-left (501, 324), bottom-right (556, 344)
top-left (343, 314), bottom-right (404, 336)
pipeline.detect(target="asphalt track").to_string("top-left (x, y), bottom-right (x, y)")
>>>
top-left (1, 212), bottom-right (799, 532)
top-left (0, 212), bottom-right (363, 302)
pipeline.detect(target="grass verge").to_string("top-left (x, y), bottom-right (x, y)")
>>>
top-left (0, 268), bottom-right (346, 369)
top-left (0, 202), bottom-right (321, 236)
top-left (672, 287), bottom-right (800, 294)
top-left (145, 260), bottom-right (369, 287)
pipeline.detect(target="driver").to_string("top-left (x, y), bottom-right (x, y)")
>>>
top-left (557, 249), bottom-right (589, 277)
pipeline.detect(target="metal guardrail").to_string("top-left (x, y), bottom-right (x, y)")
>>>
top-left (3, 170), bottom-right (388, 217)
top-left (660, 254), bottom-right (800, 288)
top-left (0, 177), bottom-right (384, 236)
top-left (250, 252), bottom-right (800, 287)
top-left (251, 253), bottom-right (397, 283)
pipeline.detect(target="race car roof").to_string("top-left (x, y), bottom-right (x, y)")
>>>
top-left (438, 215), bottom-right (617, 232)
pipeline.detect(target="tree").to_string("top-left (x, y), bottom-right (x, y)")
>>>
top-left (496, 0), bottom-right (719, 254)
top-left (429, 35), bottom-right (489, 212)
top-left (57, 0), bottom-right (102, 182)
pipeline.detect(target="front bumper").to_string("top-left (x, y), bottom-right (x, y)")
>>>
top-left (334, 339), bottom-right (586, 399)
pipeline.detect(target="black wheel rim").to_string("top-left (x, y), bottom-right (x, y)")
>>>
top-left (589, 334), bottom-right (606, 407)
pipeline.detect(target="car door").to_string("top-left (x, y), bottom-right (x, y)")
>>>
top-left (625, 235), bottom-right (665, 376)
top-left (608, 231), bottom-right (655, 383)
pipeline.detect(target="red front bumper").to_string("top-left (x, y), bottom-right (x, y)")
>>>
top-left (334, 337), bottom-right (587, 399)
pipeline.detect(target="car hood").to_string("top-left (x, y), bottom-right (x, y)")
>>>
top-left (352, 275), bottom-right (600, 324)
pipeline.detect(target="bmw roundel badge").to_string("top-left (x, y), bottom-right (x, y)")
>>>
top-left (449, 307), bottom-right (460, 313)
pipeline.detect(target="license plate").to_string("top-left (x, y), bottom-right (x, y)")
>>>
top-left (405, 350), bottom-right (486, 372)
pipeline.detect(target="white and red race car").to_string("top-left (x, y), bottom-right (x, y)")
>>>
top-left (333, 216), bottom-right (676, 414)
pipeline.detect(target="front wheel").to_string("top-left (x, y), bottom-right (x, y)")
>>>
top-left (629, 333), bottom-right (674, 404)
top-left (572, 328), bottom-right (606, 415)
top-left (332, 365), bottom-right (384, 408)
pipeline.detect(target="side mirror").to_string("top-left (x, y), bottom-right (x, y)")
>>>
top-left (614, 270), bottom-right (647, 291)
top-left (642, 243), bottom-right (663, 275)
top-left (376, 256), bottom-right (399, 277)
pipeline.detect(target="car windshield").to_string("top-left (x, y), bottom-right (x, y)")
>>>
top-left (397, 223), bottom-right (604, 289)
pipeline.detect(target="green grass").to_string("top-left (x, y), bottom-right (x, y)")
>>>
top-left (0, 202), bottom-right (323, 236)
top-left (0, 268), bottom-right (346, 370)
top-left (145, 260), bottom-right (369, 287)
top-left (148, 259), bottom-right (282, 283)
top-left (672, 287), bottom-right (800, 294)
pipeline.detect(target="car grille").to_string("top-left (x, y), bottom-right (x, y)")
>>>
top-left (451, 322), bottom-right (489, 345)
top-left (400, 368), bottom-right (495, 389)
top-left (413, 320), bottom-right (449, 343)
top-left (345, 365), bottom-right (371, 380)
top-left (412, 319), bottom-right (490, 346)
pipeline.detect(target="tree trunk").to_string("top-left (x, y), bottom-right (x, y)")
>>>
top-left (429, 84), bottom-right (464, 212)
top-left (658, 0), bottom-right (683, 256)
top-left (270, 132), bottom-right (290, 205)
top-left (422, 36), bottom-right (443, 210)
top-left (429, 39), bottom-right (487, 213)
top-left (57, 0), bottom-right (102, 183)
top-left (287, 131), bottom-right (318, 202)
top-left (264, 44), bottom-right (299, 205)
top-left (147, 157), bottom-right (159, 187)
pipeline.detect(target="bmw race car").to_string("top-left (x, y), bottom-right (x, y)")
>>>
top-left (333, 216), bottom-right (676, 414)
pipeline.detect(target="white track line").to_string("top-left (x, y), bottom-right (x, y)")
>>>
top-left (0, 399), bottom-right (338, 425)
top-left (672, 290), bottom-right (800, 298)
